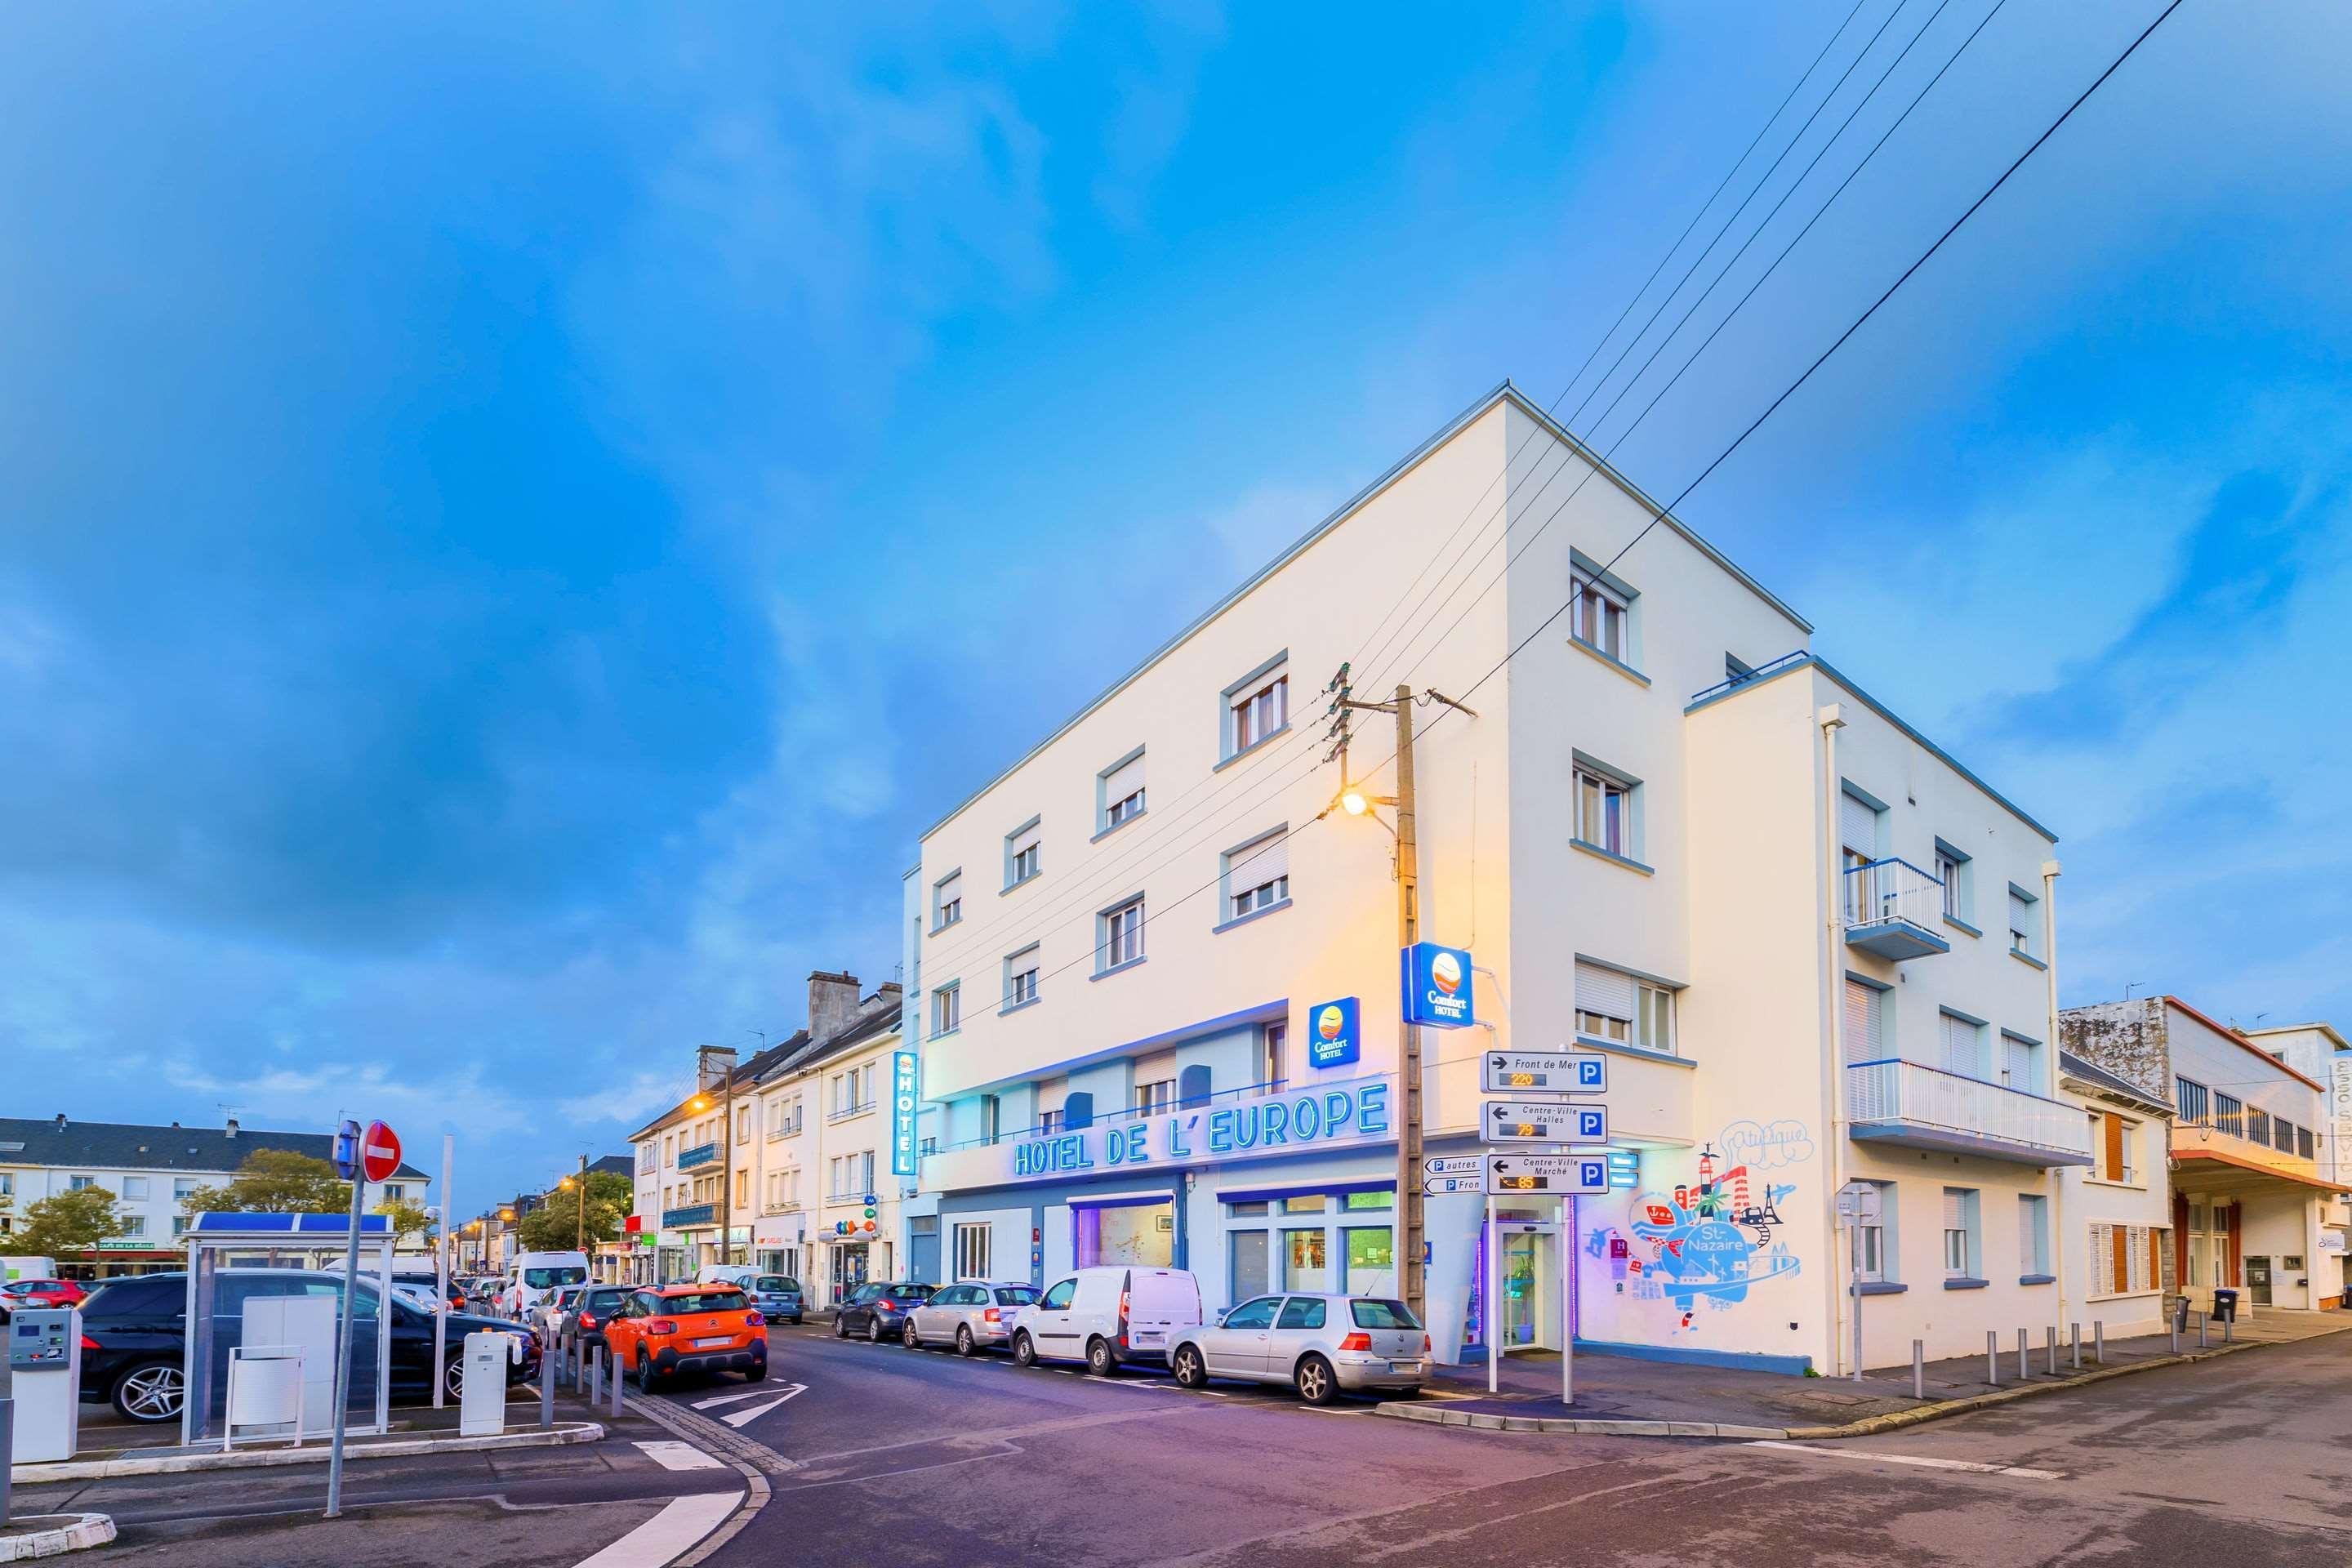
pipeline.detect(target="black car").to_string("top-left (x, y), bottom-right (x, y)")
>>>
top-left (78, 1270), bottom-right (541, 1423)
top-left (834, 1281), bottom-right (934, 1343)
top-left (559, 1285), bottom-right (633, 1356)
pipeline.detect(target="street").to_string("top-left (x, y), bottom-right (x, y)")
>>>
top-left (614, 1322), bottom-right (2352, 1567)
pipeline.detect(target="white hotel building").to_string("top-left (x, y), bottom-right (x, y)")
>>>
top-left (900, 383), bottom-right (2088, 1376)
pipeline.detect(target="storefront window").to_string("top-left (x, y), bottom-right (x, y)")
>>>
top-left (1343, 1226), bottom-right (1395, 1295)
top-left (1282, 1195), bottom-right (1327, 1214)
top-left (1285, 1229), bottom-right (1329, 1290)
top-left (1229, 1229), bottom-right (1269, 1305)
top-left (1227, 1200), bottom-right (1270, 1218)
top-left (1343, 1191), bottom-right (1394, 1210)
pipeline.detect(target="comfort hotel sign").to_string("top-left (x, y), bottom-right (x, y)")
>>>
top-left (1006, 1075), bottom-right (1392, 1183)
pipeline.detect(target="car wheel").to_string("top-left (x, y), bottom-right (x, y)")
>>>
top-left (1294, 1353), bottom-right (1338, 1405)
top-left (635, 1351), bottom-right (662, 1396)
top-left (1012, 1331), bottom-right (1037, 1368)
top-left (114, 1360), bottom-right (185, 1423)
top-left (902, 1318), bottom-right (921, 1348)
top-left (868, 1317), bottom-right (885, 1343)
top-left (835, 1315), bottom-right (850, 1339)
top-left (742, 1361), bottom-right (767, 1383)
top-left (1086, 1338), bottom-right (1116, 1377)
top-left (442, 1351), bottom-right (468, 1401)
top-left (956, 1325), bottom-right (976, 1357)
top-left (1172, 1343), bottom-right (1208, 1390)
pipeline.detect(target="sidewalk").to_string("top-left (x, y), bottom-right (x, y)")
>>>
top-left (1388, 1311), bottom-right (2352, 1437)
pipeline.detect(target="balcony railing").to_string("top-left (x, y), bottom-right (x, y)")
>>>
top-left (677, 1141), bottom-right (719, 1170)
top-left (2171, 1121), bottom-right (2329, 1187)
top-left (765, 1119), bottom-right (804, 1141)
top-left (661, 1203), bottom-right (718, 1228)
top-left (1846, 1058), bottom-right (2092, 1166)
top-left (1842, 858), bottom-right (1951, 961)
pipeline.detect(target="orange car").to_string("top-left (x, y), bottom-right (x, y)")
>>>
top-left (604, 1283), bottom-right (769, 1392)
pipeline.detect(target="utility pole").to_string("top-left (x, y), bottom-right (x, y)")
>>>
top-left (575, 1152), bottom-right (589, 1255)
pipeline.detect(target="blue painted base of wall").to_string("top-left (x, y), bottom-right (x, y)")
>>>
top-left (1572, 1337), bottom-right (1815, 1378)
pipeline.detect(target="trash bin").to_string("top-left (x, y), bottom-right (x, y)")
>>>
top-left (2211, 1287), bottom-right (2238, 1323)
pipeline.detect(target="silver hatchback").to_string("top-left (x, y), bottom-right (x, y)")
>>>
top-left (1169, 1294), bottom-right (1428, 1403)
top-left (903, 1281), bottom-right (1041, 1354)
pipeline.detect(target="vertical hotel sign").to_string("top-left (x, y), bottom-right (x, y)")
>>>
top-left (2332, 1055), bottom-right (2352, 1189)
top-left (890, 1049), bottom-right (920, 1178)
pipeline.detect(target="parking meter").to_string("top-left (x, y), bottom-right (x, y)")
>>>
top-left (8, 1306), bottom-right (81, 1463)
top-left (458, 1329), bottom-right (521, 1437)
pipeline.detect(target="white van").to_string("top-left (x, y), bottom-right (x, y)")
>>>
top-left (2, 1257), bottom-right (59, 1285)
top-left (500, 1251), bottom-right (590, 1317)
top-left (1008, 1266), bottom-right (1203, 1375)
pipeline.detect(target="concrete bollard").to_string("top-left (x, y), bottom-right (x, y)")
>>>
top-left (2017, 1327), bottom-right (2029, 1381)
top-left (2071, 1321), bottom-right (2082, 1371)
top-left (2198, 1311), bottom-right (2208, 1349)
top-left (2046, 1325), bottom-right (2057, 1377)
top-left (2224, 1314), bottom-right (2234, 1345)
top-left (2095, 1320), bottom-right (2105, 1361)
top-left (610, 1352), bottom-right (625, 1418)
top-left (1987, 1330), bottom-right (1999, 1387)
top-left (2171, 1317), bottom-right (2180, 1354)
top-left (589, 1345), bottom-right (603, 1405)
top-left (541, 1352), bottom-right (555, 1429)
top-left (1912, 1339), bottom-right (1925, 1401)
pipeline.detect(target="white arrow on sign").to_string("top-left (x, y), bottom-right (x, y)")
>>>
top-left (1480, 1051), bottom-right (1607, 1096)
top-left (1423, 1155), bottom-right (1482, 1176)
top-left (1422, 1174), bottom-right (1485, 1196)
top-left (1484, 1101), bottom-right (1609, 1145)
top-left (1487, 1153), bottom-right (1610, 1196)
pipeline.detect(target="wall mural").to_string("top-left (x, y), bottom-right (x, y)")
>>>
top-left (1588, 1121), bottom-right (1813, 1334)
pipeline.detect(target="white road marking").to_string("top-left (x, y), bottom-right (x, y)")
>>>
top-left (719, 1384), bottom-right (808, 1428)
top-left (632, 1440), bottom-right (728, 1472)
top-left (569, 1489), bottom-right (742, 1568)
top-left (693, 1384), bottom-right (791, 1410)
top-left (1745, 1441), bottom-right (2065, 1480)
top-left (1296, 1405), bottom-right (1368, 1415)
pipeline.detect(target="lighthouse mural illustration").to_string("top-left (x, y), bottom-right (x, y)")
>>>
top-left (1601, 1119), bottom-right (1814, 1334)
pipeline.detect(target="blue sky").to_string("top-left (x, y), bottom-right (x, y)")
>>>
top-left (4, 2), bottom-right (2347, 1208)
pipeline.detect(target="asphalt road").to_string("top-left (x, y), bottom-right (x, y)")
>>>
top-left (640, 1319), bottom-right (2352, 1568)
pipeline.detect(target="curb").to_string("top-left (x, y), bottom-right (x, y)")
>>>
top-left (0, 1512), bottom-right (115, 1561)
top-left (10, 1420), bottom-right (604, 1483)
top-left (1377, 1322), bottom-right (2350, 1440)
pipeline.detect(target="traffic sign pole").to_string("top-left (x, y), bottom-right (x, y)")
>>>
top-left (324, 1148), bottom-right (365, 1518)
top-left (1484, 1192), bottom-right (1498, 1395)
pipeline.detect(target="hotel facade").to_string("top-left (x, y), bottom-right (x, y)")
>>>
top-left (898, 383), bottom-right (2091, 1376)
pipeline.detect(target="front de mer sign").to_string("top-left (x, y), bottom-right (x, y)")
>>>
top-left (1007, 1076), bottom-right (1392, 1182)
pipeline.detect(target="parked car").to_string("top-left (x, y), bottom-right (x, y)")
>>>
top-left (391, 1270), bottom-right (464, 1312)
top-left (75, 1270), bottom-right (539, 1423)
top-left (833, 1281), bottom-right (934, 1343)
top-left (695, 1265), bottom-right (804, 1325)
top-left (604, 1284), bottom-right (766, 1392)
top-left (1169, 1294), bottom-right (1428, 1404)
top-left (499, 1252), bottom-right (590, 1317)
top-left (901, 1282), bottom-right (1040, 1355)
top-left (1008, 1267), bottom-right (1203, 1374)
top-left (537, 1284), bottom-right (586, 1333)
top-left (559, 1285), bottom-right (634, 1357)
top-left (0, 1278), bottom-right (86, 1324)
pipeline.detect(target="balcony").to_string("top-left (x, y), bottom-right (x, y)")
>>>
top-left (1841, 858), bottom-right (1951, 961)
top-left (2171, 1121), bottom-right (2336, 1194)
top-left (677, 1142), bottom-right (719, 1170)
top-left (662, 1203), bottom-right (718, 1228)
top-left (1846, 1059), bottom-right (2092, 1167)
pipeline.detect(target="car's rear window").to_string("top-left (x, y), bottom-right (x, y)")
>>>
top-left (523, 1267), bottom-right (587, 1289)
top-left (755, 1276), bottom-right (796, 1293)
top-left (994, 1287), bottom-right (1040, 1306)
top-left (1349, 1299), bottom-right (1423, 1330)
top-left (662, 1291), bottom-right (747, 1314)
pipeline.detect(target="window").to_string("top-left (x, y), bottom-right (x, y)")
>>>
top-left (1227, 662), bottom-right (1289, 755)
top-left (2001, 1031), bottom-right (2041, 1092)
top-left (1934, 839), bottom-right (1972, 924)
top-left (1344, 1189), bottom-right (1396, 1210)
top-left (1725, 652), bottom-right (1754, 684)
top-left (1276, 1297), bottom-right (1327, 1330)
top-left (1101, 895), bottom-right (1146, 969)
top-left (1135, 1080), bottom-right (1175, 1116)
top-left (2018, 1195), bottom-right (2049, 1276)
top-left (1575, 763), bottom-right (1633, 858)
top-left (1038, 1108), bottom-right (1066, 1137)
top-left (2090, 1111), bottom-right (2137, 1183)
top-left (953, 1223), bottom-right (992, 1281)
top-left (69, 1175), bottom-right (96, 1191)
top-left (1223, 829), bottom-right (1290, 921)
top-left (978, 1094), bottom-right (1000, 1147)
top-left (1006, 818), bottom-right (1042, 889)
top-left (735, 1106), bottom-right (751, 1145)
top-left (2176, 1077), bottom-right (2209, 1125)
top-left (2297, 1125), bottom-right (2314, 1160)
top-left (933, 871), bottom-right (963, 930)
top-left (1851, 1179), bottom-right (1894, 1283)
top-left (2247, 1109), bottom-right (2270, 1148)
top-left (1575, 961), bottom-right (1674, 1055)
top-left (1100, 750), bottom-right (1147, 832)
top-left (1842, 978), bottom-right (1886, 1065)
top-left (2090, 1223), bottom-right (2158, 1296)
top-left (1040, 1279), bottom-right (1078, 1312)
top-left (1342, 1227), bottom-right (1396, 1294)
top-left (119, 1214), bottom-right (147, 1236)
top-left (1283, 1195), bottom-right (1328, 1214)
top-left (663, 1135), bottom-right (675, 1167)
top-left (1004, 947), bottom-right (1040, 1008)
top-left (2215, 1094), bottom-right (2243, 1138)
top-left (735, 1169), bottom-right (750, 1209)
top-left (1259, 1022), bottom-right (1286, 1089)
top-left (2273, 1117), bottom-right (2296, 1155)
top-left (1942, 1188), bottom-right (1977, 1279)
top-left (2007, 884), bottom-right (2040, 958)
top-left (121, 1176), bottom-right (149, 1200)
top-left (1571, 568), bottom-right (1629, 662)
top-left (172, 1215), bottom-right (190, 1236)
top-left (932, 983), bottom-right (961, 1037)
top-left (1284, 1229), bottom-right (1330, 1291)
top-left (1938, 1011), bottom-right (1988, 1080)
top-left (1840, 790), bottom-right (1881, 921)
top-left (1223, 1296), bottom-right (1281, 1330)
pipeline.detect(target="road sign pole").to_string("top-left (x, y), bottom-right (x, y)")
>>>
top-left (1484, 1193), bottom-right (1498, 1395)
top-left (1849, 1217), bottom-right (1863, 1383)
top-left (1562, 1194), bottom-right (1573, 1407)
top-left (324, 1165), bottom-right (364, 1518)
top-left (434, 1134), bottom-right (452, 1410)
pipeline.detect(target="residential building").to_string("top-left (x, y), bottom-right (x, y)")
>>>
top-left (2055, 1050), bottom-right (2176, 1337)
top-left (2230, 1021), bottom-right (2349, 1311)
top-left (902, 381), bottom-right (2082, 1378)
top-left (2064, 997), bottom-right (2338, 1315)
top-left (0, 1113), bottom-right (431, 1277)
top-left (626, 1031), bottom-right (807, 1282)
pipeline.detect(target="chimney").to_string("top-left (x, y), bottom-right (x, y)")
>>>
top-left (55, 1112), bottom-right (66, 1130)
top-left (808, 969), bottom-right (862, 1042)
top-left (225, 1117), bottom-right (239, 1138)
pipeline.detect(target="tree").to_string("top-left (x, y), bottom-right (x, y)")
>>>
top-left (16, 1186), bottom-right (128, 1266)
top-left (180, 1149), bottom-right (349, 1215)
top-left (516, 1171), bottom-right (633, 1253)
top-left (373, 1198), bottom-right (436, 1246)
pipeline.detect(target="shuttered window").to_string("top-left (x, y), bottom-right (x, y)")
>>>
top-left (2002, 1033), bottom-right (2039, 1091)
top-left (2008, 888), bottom-right (2035, 955)
top-left (2019, 1195), bottom-right (2048, 1274)
top-left (2090, 1224), bottom-right (2117, 1295)
top-left (934, 871), bottom-right (963, 928)
top-left (1840, 791), bottom-right (1879, 858)
top-left (1008, 820), bottom-right (1042, 885)
top-left (1941, 1188), bottom-right (1974, 1278)
top-left (1225, 830), bottom-right (1290, 920)
top-left (1939, 1012), bottom-right (1984, 1079)
top-left (1102, 753), bottom-right (1147, 827)
top-left (1575, 962), bottom-right (1673, 1054)
top-left (1842, 979), bottom-right (1883, 1065)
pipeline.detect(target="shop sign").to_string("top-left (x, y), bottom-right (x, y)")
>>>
top-left (2332, 1058), bottom-right (2352, 1183)
top-left (891, 1049), bottom-right (921, 1177)
top-left (1006, 1076), bottom-right (1393, 1183)
top-left (1400, 942), bottom-right (1475, 1029)
top-left (1307, 997), bottom-right (1361, 1069)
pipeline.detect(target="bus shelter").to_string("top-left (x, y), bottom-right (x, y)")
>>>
top-left (180, 1212), bottom-right (396, 1447)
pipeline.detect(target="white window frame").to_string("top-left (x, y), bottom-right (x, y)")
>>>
top-left (933, 869), bottom-right (964, 931)
top-left (932, 982), bottom-right (961, 1037)
top-left (2007, 883), bottom-right (2040, 958)
top-left (1570, 567), bottom-right (1631, 664)
top-left (2018, 1193), bottom-right (2050, 1276)
top-left (121, 1175), bottom-right (150, 1200)
top-left (1098, 746), bottom-right (1147, 833)
top-left (1573, 757), bottom-right (1638, 860)
top-left (1221, 652), bottom-right (1290, 761)
top-left (1942, 1187), bottom-right (1978, 1280)
top-left (1101, 894), bottom-right (1147, 971)
top-left (1038, 1108), bottom-right (1066, 1137)
top-left (953, 1222), bottom-right (992, 1281)
top-left (1575, 961), bottom-right (1676, 1056)
top-left (1221, 826), bottom-right (1290, 923)
top-left (1004, 945), bottom-right (1040, 1009)
top-left (1135, 1079), bottom-right (1175, 1116)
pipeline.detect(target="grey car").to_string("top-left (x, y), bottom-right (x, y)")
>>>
top-left (1169, 1294), bottom-right (1428, 1404)
top-left (902, 1282), bottom-right (1041, 1354)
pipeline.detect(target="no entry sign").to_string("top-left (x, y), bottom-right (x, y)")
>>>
top-left (360, 1120), bottom-right (403, 1184)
